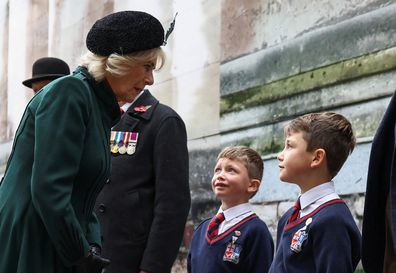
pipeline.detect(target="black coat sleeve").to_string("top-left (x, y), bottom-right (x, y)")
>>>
top-left (140, 116), bottom-right (191, 273)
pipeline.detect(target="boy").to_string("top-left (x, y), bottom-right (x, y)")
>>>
top-left (188, 146), bottom-right (274, 273)
top-left (269, 112), bottom-right (361, 273)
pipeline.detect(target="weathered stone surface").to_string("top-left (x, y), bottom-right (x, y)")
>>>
top-left (221, 4), bottom-right (396, 96)
top-left (27, 0), bottom-right (49, 65)
top-left (7, 0), bottom-right (32, 138)
top-left (221, 48), bottom-right (396, 114)
top-left (221, 0), bottom-right (394, 62)
top-left (188, 148), bottom-right (222, 221)
top-left (219, 95), bottom-right (390, 156)
top-left (0, 140), bottom-right (12, 176)
top-left (252, 203), bottom-right (277, 225)
top-left (354, 195), bottom-right (366, 217)
top-left (171, 249), bottom-right (188, 273)
top-left (278, 201), bottom-right (295, 218)
top-left (220, 69), bottom-right (396, 134)
top-left (252, 203), bottom-right (278, 237)
top-left (251, 142), bottom-right (372, 203)
top-left (0, 1), bottom-right (9, 142)
top-left (171, 63), bottom-right (220, 139)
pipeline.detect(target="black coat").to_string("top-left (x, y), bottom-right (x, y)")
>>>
top-left (362, 92), bottom-right (396, 273)
top-left (95, 90), bottom-right (191, 273)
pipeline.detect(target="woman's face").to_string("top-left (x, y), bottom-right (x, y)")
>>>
top-left (106, 60), bottom-right (155, 102)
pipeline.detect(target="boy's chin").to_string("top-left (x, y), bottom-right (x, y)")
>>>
top-left (214, 191), bottom-right (224, 199)
top-left (279, 176), bottom-right (296, 184)
top-left (279, 176), bottom-right (288, 182)
top-left (281, 180), bottom-right (300, 188)
top-left (279, 174), bottom-right (294, 182)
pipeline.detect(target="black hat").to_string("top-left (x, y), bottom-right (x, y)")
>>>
top-left (86, 11), bottom-right (164, 56)
top-left (22, 57), bottom-right (70, 88)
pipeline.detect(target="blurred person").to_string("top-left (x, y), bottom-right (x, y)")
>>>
top-left (22, 57), bottom-right (70, 93)
top-left (362, 92), bottom-right (396, 273)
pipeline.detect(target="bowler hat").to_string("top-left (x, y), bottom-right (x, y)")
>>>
top-left (86, 11), bottom-right (164, 56)
top-left (22, 57), bottom-right (70, 88)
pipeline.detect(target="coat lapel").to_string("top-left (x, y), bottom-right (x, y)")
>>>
top-left (113, 90), bottom-right (159, 132)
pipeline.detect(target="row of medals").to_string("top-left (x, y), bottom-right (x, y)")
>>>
top-left (110, 131), bottom-right (138, 155)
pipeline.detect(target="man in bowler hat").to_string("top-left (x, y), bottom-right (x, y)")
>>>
top-left (22, 57), bottom-right (70, 93)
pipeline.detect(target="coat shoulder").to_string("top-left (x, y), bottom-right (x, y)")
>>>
top-left (156, 103), bottom-right (182, 118)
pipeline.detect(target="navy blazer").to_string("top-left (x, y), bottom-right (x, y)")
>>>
top-left (362, 91), bottom-right (396, 272)
top-left (95, 90), bottom-right (191, 273)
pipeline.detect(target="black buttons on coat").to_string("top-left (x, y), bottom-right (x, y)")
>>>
top-left (98, 204), bottom-right (106, 213)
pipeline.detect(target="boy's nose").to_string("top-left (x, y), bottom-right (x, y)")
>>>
top-left (277, 151), bottom-right (284, 161)
top-left (215, 171), bottom-right (225, 180)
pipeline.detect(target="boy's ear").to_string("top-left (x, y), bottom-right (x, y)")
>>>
top-left (311, 148), bottom-right (326, 168)
top-left (248, 179), bottom-right (261, 194)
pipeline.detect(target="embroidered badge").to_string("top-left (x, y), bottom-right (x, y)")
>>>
top-left (223, 242), bottom-right (242, 264)
top-left (290, 217), bottom-right (312, 253)
top-left (223, 231), bottom-right (242, 264)
top-left (133, 105), bottom-right (152, 113)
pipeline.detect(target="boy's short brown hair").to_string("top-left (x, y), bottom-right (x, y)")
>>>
top-left (285, 112), bottom-right (356, 178)
top-left (217, 146), bottom-right (264, 181)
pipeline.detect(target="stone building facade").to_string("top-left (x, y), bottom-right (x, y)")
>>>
top-left (2, 0), bottom-right (396, 272)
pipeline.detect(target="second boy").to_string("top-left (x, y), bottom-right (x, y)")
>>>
top-left (269, 112), bottom-right (361, 273)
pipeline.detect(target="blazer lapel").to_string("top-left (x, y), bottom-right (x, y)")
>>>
top-left (113, 90), bottom-right (159, 132)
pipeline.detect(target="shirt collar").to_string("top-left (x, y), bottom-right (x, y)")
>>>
top-left (300, 181), bottom-right (336, 210)
top-left (219, 203), bottom-right (252, 221)
top-left (120, 90), bottom-right (145, 112)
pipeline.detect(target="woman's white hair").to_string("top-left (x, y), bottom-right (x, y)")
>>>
top-left (79, 47), bottom-right (165, 81)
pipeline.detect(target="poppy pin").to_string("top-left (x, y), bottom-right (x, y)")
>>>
top-left (134, 105), bottom-right (152, 113)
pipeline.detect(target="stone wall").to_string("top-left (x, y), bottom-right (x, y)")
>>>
top-left (187, 0), bottom-right (396, 211)
top-left (182, 1), bottom-right (396, 272)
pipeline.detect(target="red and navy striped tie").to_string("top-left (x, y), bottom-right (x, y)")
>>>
top-left (207, 212), bottom-right (225, 238)
top-left (288, 199), bottom-right (301, 223)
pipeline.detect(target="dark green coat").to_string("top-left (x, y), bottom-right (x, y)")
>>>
top-left (0, 67), bottom-right (119, 273)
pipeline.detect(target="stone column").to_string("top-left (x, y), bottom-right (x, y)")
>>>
top-left (0, 1), bottom-right (9, 142)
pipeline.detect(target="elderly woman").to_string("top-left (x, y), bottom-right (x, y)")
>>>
top-left (0, 11), bottom-right (165, 273)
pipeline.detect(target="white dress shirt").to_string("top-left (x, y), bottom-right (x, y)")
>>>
top-left (120, 90), bottom-right (145, 112)
top-left (299, 181), bottom-right (340, 218)
top-left (217, 203), bottom-right (255, 235)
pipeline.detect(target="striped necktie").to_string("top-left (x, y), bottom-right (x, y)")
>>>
top-left (207, 212), bottom-right (225, 238)
top-left (288, 198), bottom-right (301, 223)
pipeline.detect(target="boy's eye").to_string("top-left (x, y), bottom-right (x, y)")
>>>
top-left (227, 167), bottom-right (237, 173)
